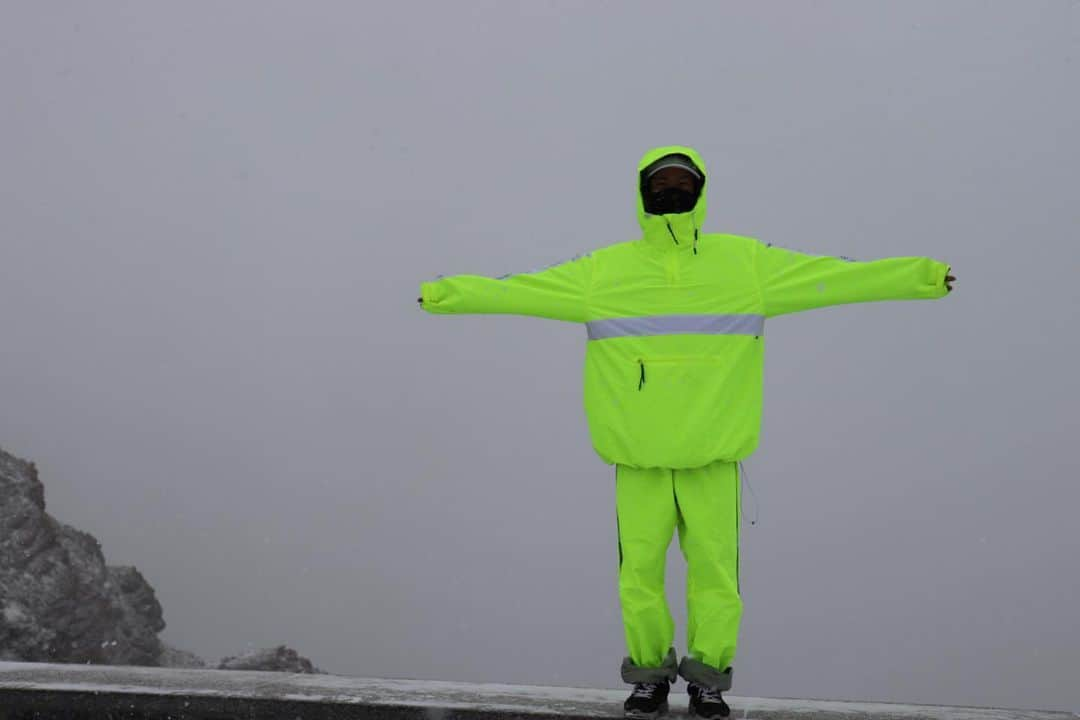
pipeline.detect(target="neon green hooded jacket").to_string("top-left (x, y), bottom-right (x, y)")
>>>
top-left (420, 145), bottom-right (950, 469)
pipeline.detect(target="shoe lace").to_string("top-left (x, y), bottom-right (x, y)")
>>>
top-left (694, 684), bottom-right (725, 703)
top-left (631, 682), bottom-right (662, 698)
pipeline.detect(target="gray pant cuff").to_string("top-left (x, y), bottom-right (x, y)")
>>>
top-left (621, 647), bottom-right (678, 684)
top-left (677, 656), bottom-right (733, 691)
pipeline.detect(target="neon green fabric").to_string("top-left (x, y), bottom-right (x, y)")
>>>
top-left (616, 460), bottom-right (741, 686)
top-left (419, 143), bottom-right (951, 469)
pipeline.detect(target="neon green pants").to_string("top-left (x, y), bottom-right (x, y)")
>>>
top-left (616, 459), bottom-right (742, 690)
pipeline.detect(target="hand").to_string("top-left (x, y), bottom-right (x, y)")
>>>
top-left (945, 270), bottom-right (956, 292)
top-left (417, 296), bottom-right (423, 306)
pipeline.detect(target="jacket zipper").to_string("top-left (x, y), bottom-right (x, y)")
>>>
top-left (664, 252), bottom-right (679, 286)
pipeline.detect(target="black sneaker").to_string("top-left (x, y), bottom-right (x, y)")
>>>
top-left (687, 682), bottom-right (730, 719)
top-left (623, 680), bottom-right (670, 719)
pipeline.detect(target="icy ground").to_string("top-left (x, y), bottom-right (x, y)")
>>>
top-left (1, 661), bottom-right (1075, 720)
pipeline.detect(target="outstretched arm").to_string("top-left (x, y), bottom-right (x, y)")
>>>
top-left (418, 251), bottom-right (592, 323)
top-left (754, 240), bottom-right (954, 318)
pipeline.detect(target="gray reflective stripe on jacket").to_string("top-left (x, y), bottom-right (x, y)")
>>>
top-left (586, 314), bottom-right (764, 340)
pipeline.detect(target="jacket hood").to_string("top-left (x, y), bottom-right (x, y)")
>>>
top-left (636, 145), bottom-right (708, 254)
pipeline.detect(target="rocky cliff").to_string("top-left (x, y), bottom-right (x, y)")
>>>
top-left (0, 445), bottom-right (321, 673)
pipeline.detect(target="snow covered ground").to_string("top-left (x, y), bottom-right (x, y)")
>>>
top-left (0, 661), bottom-right (1074, 720)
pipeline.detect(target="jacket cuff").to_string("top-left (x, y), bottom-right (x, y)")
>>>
top-left (931, 260), bottom-right (950, 297)
top-left (420, 280), bottom-right (441, 309)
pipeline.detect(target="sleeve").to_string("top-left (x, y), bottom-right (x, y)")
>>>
top-left (419, 251), bottom-right (593, 323)
top-left (753, 240), bottom-right (950, 318)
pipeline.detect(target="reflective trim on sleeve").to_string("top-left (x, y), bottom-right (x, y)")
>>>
top-left (493, 250), bottom-right (592, 280)
top-left (586, 314), bottom-right (764, 340)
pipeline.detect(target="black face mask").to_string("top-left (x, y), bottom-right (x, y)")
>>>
top-left (643, 186), bottom-right (699, 215)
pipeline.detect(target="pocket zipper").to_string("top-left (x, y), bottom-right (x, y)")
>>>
top-left (636, 355), bottom-right (724, 391)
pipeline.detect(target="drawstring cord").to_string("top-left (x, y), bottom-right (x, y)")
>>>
top-left (738, 461), bottom-right (759, 526)
top-left (663, 216), bottom-right (699, 255)
top-left (638, 359), bottom-right (645, 390)
top-left (664, 218), bottom-right (679, 246)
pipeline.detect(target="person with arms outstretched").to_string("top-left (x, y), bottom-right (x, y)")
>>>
top-left (418, 145), bottom-right (955, 719)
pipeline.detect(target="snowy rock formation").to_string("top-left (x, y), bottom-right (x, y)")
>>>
top-left (0, 445), bottom-right (320, 674)
top-left (0, 446), bottom-right (168, 665)
top-left (218, 645), bottom-right (322, 673)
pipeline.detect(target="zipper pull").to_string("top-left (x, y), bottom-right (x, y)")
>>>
top-left (638, 359), bottom-right (645, 390)
top-left (665, 219), bottom-right (679, 245)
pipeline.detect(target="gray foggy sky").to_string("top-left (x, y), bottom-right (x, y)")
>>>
top-left (2, 0), bottom-right (1078, 712)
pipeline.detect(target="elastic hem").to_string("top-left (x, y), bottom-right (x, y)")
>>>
top-left (621, 647), bottom-right (678, 684)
